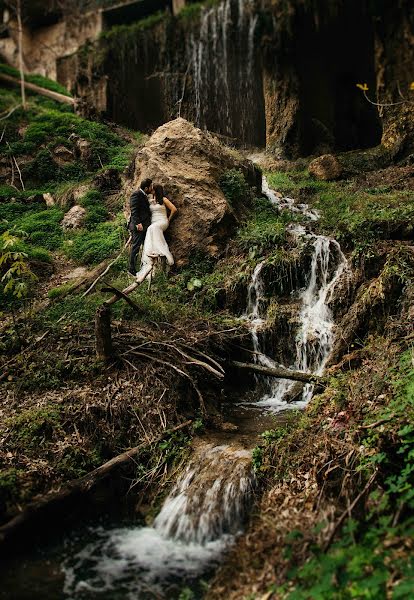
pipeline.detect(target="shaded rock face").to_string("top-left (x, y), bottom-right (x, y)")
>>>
top-left (57, 0), bottom-right (411, 160)
top-left (131, 118), bottom-right (260, 266)
top-left (309, 154), bottom-right (342, 181)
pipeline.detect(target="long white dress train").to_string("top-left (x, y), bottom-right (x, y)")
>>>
top-left (136, 199), bottom-right (174, 282)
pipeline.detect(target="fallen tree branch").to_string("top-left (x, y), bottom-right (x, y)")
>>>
top-left (82, 236), bottom-right (131, 297)
top-left (230, 360), bottom-right (326, 384)
top-left (0, 73), bottom-right (75, 106)
top-left (104, 264), bottom-right (153, 306)
top-left (101, 283), bottom-right (141, 312)
top-left (0, 104), bottom-right (21, 121)
top-left (0, 420), bottom-right (193, 549)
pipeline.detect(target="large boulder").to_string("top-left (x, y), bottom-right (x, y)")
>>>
top-left (130, 118), bottom-right (261, 266)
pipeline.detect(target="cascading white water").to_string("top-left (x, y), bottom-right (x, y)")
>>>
top-left (189, 0), bottom-right (261, 143)
top-left (63, 444), bottom-right (254, 598)
top-left (245, 175), bottom-right (349, 412)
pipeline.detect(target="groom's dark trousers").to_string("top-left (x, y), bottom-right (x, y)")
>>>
top-left (128, 189), bottom-right (151, 274)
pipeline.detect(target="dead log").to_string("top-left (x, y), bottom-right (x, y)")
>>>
top-left (104, 264), bottom-right (153, 306)
top-left (0, 420), bottom-right (193, 549)
top-left (0, 73), bottom-right (75, 105)
top-left (230, 360), bottom-right (326, 384)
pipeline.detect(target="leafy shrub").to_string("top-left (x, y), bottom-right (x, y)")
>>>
top-left (0, 230), bottom-right (36, 302)
top-left (220, 168), bottom-right (252, 207)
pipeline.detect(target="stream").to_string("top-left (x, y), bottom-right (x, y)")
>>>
top-left (0, 176), bottom-right (349, 600)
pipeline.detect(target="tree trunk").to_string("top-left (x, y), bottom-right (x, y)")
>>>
top-left (16, 0), bottom-right (26, 110)
top-left (95, 304), bottom-right (113, 361)
top-left (230, 360), bottom-right (325, 384)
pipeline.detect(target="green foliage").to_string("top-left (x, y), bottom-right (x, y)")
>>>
top-left (6, 405), bottom-right (62, 449)
top-left (0, 468), bottom-right (24, 512)
top-left (0, 230), bottom-right (36, 302)
top-left (17, 207), bottom-right (64, 250)
top-left (177, 0), bottom-right (220, 20)
top-left (56, 446), bottom-right (102, 479)
top-left (220, 168), bottom-right (252, 207)
top-left (64, 219), bottom-right (124, 264)
top-left (79, 189), bottom-right (108, 229)
top-left (178, 588), bottom-right (195, 600)
top-left (238, 197), bottom-right (288, 255)
top-left (101, 11), bottom-right (168, 43)
top-left (0, 62), bottom-right (71, 97)
top-left (252, 446), bottom-right (263, 472)
top-left (279, 350), bottom-right (414, 599)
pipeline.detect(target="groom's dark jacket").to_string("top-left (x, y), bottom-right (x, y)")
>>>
top-left (128, 189), bottom-right (151, 232)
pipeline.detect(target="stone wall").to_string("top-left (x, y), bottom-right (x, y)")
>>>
top-left (0, 11), bottom-right (103, 80)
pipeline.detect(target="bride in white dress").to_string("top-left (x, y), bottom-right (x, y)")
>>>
top-left (136, 184), bottom-right (177, 282)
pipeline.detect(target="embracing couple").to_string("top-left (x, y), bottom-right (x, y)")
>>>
top-left (128, 178), bottom-right (177, 282)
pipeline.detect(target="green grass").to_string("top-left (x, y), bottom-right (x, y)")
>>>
top-left (237, 197), bottom-right (289, 255)
top-left (266, 169), bottom-right (414, 250)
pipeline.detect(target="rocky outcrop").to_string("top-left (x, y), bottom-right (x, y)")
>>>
top-left (131, 118), bottom-right (260, 266)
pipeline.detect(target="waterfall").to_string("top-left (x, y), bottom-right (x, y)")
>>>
top-left (245, 176), bottom-right (349, 412)
top-left (63, 444), bottom-right (254, 598)
top-left (188, 0), bottom-right (264, 145)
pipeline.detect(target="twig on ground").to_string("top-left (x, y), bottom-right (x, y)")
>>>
top-left (0, 104), bottom-right (21, 121)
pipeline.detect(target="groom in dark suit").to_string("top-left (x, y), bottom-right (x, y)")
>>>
top-left (128, 178), bottom-right (153, 276)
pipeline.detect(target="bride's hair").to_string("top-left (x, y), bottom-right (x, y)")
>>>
top-left (154, 184), bottom-right (164, 205)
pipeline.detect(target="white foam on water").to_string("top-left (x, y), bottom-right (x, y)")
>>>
top-left (244, 175), bottom-right (349, 413)
top-left (63, 444), bottom-right (254, 598)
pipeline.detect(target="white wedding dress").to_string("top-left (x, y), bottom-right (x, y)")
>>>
top-left (136, 198), bottom-right (174, 282)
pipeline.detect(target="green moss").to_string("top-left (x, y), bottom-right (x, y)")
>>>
top-left (79, 190), bottom-right (109, 229)
top-left (64, 218), bottom-right (125, 265)
top-left (101, 11), bottom-right (168, 43)
top-left (16, 207), bottom-right (64, 250)
top-left (6, 405), bottom-right (62, 448)
top-left (0, 63), bottom-right (71, 97)
top-left (48, 282), bottom-right (77, 299)
top-left (177, 0), bottom-right (220, 20)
